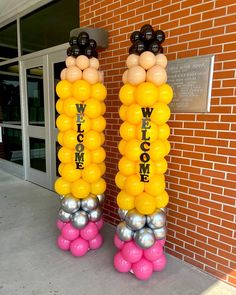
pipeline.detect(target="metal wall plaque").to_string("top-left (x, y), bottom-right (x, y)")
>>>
top-left (167, 55), bottom-right (214, 113)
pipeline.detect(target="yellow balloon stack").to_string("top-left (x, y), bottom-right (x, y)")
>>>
top-left (54, 32), bottom-right (107, 257)
top-left (114, 25), bottom-right (173, 280)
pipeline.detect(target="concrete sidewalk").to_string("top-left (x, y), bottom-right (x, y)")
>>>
top-left (0, 170), bottom-right (235, 295)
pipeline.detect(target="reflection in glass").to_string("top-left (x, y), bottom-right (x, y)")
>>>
top-left (0, 127), bottom-right (23, 165)
top-left (29, 137), bottom-right (46, 172)
top-left (54, 62), bottom-right (65, 124)
top-left (0, 21), bottom-right (18, 61)
top-left (0, 63), bottom-right (21, 125)
top-left (26, 67), bottom-right (44, 126)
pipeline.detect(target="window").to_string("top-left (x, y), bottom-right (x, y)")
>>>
top-left (0, 21), bottom-right (18, 61)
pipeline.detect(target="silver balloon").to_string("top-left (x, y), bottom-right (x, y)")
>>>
top-left (77, 199), bottom-right (81, 209)
top-left (125, 209), bottom-right (146, 231)
top-left (71, 210), bottom-right (89, 229)
top-left (97, 193), bottom-right (105, 204)
top-left (61, 196), bottom-right (80, 214)
top-left (89, 206), bottom-right (103, 222)
top-left (58, 209), bottom-right (71, 222)
top-left (153, 226), bottom-right (167, 240)
top-left (147, 209), bottom-right (166, 229)
top-left (116, 221), bottom-right (134, 242)
top-left (81, 195), bottom-right (99, 212)
top-left (118, 208), bottom-right (128, 220)
top-left (160, 207), bottom-right (167, 213)
top-left (134, 227), bottom-right (155, 249)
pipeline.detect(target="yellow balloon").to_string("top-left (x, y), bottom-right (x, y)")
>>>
top-left (119, 83), bottom-right (136, 106)
top-left (56, 114), bottom-right (72, 132)
top-left (118, 139), bottom-right (127, 155)
top-left (91, 83), bottom-right (107, 101)
top-left (101, 102), bottom-right (106, 115)
top-left (135, 82), bottom-right (159, 107)
top-left (119, 105), bottom-right (128, 121)
top-left (84, 130), bottom-right (102, 150)
top-left (154, 158), bottom-right (168, 175)
top-left (58, 147), bottom-right (74, 163)
top-left (158, 83), bottom-right (173, 104)
top-left (91, 178), bottom-right (106, 195)
top-left (57, 131), bottom-right (64, 145)
top-left (126, 104), bottom-right (143, 125)
top-left (151, 102), bottom-right (171, 125)
top-left (135, 160), bottom-right (155, 178)
top-left (62, 130), bottom-right (77, 149)
top-left (98, 162), bottom-right (106, 175)
top-left (58, 163), bottom-right (65, 176)
top-left (82, 163), bottom-right (101, 183)
top-left (100, 132), bottom-right (105, 145)
top-left (56, 80), bottom-right (72, 99)
top-left (136, 121), bottom-right (158, 143)
top-left (120, 121), bottom-right (136, 141)
top-left (135, 192), bottom-right (156, 215)
top-left (71, 179), bottom-right (90, 199)
top-left (155, 190), bottom-right (169, 208)
top-left (118, 157), bottom-right (136, 176)
top-left (72, 80), bottom-right (91, 101)
top-left (145, 174), bottom-right (166, 196)
top-left (54, 177), bottom-right (71, 195)
top-left (156, 124), bottom-right (170, 140)
top-left (115, 172), bottom-right (127, 190)
top-left (117, 190), bottom-right (135, 210)
top-left (163, 140), bottom-right (171, 156)
top-left (72, 115), bottom-right (91, 133)
top-left (91, 116), bottom-right (106, 132)
top-left (56, 99), bottom-right (64, 114)
top-left (91, 146), bottom-right (106, 163)
top-left (63, 97), bottom-right (81, 117)
top-left (149, 140), bottom-right (166, 161)
top-left (84, 98), bottom-right (102, 119)
top-left (124, 139), bottom-right (141, 162)
top-left (124, 174), bottom-right (144, 196)
top-left (61, 163), bottom-right (81, 182)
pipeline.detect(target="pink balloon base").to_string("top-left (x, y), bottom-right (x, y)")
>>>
top-left (113, 235), bottom-right (167, 280)
top-left (56, 218), bottom-right (104, 257)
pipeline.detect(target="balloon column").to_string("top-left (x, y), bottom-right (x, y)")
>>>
top-left (55, 31), bottom-right (107, 257)
top-left (114, 24), bottom-right (173, 280)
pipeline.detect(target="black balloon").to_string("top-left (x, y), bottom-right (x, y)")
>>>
top-left (148, 41), bottom-right (161, 55)
top-left (71, 45), bottom-right (83, 57)
top-left (89, 39), bottom-right (97, 49)
top-left (133, 40), bottom-right (146, 55)
top-left (84, 45), bottom-right (94, 58)
top-left (69, 36), bottom-right (78, 46)
top-left (140, 24), bottom-right (153, 32)
top-left (155, 30), bottom-right (165, 44)
top-left (130, 31), bottom-right (141, 43)
top-left (92, 50), bottom-right (98, 58)
top-left (159, 45), bottom-right (164, 53)
top-left (140, 27), bottom-right (155, 42)
top-left (128, 45), bottom-right (137, 55)
top-left (66, 46), bottom-right (72, 56)
top-left (78, 31), bottom-right (89, 40)
top-left (78, 36), bottom-right (89, 47)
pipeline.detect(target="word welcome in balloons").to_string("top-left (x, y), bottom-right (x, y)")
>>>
top-left (75, 103), bottom-right (86, 170)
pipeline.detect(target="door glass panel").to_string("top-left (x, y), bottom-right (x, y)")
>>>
top-left (0, 127), bottom-right (23, 165)
top-left (54, 61), bottom-right (65, 125)
top-left (29, 137), bottom-right (46, 172)
top-left (26, 67), bottom-right (44, 126)
top-left (56, 142), bottom-right (61, 177)
top-left (0, 62), bottom-right (21, 125)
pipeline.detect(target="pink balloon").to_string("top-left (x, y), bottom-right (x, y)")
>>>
top-left (152, 253), bottom-right (167, 272)
top-left (144, 241), bottom-right (163, 262)
top-left (132, 258), bottom-right (153, 280)
top-left (121, 241), bottom-right (143, 263)
top-left (80, 222), bottom-right (98, 241)
top-left (113, 234), bottom-right (125, 250)
top-left (95, 218), bottom-right (104, 230)
top-left (61, 223), bottom-right (80, 241)
top-left (89, 233), bottom-right (103, 250)
top-left (158, 239), bottom-right (166, 247)
top-left (56, 219), bottom-right (67, 230)
top-left (114, 251), bottom-right (132, 273)
top-left (57, 235), bottom-right (71, 251)
top-left (70, 238), bottom-right (89, 257)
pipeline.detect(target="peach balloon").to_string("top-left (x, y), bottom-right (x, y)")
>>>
top-left (65, 56), bottom-right (76, 67)
top-left (66, 66), bottom-right (82, 83)
top-left (146, 65), bottom-right (167, 86)
top-left (76, 55), bottom-right (90, 70)
top-left (122, 70), bottom-right (128, 84)
top-left (127, 66), bottom-right (146, 86)
top-left (156, 54), bottom-right (168, 68)
top-left (139, 51), bottom-right (156, 70)
top-left (89, 57), bottom-right (100, 69)
top-left (83, 67), bottom-right (99, 85)
top-left (98, 71), bottom-right (104, 83)
top-left (60, 68), bottom-right (67, 80)
top-left (126, 54), bottom-right (139, 68)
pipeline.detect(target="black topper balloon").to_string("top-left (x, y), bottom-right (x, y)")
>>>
top-left (155, 30), bottom-right (165, 44)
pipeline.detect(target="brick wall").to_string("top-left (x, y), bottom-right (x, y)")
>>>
top-left (79, 0), bottom-right (236, 286)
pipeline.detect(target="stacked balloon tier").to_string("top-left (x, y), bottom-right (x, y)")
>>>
top-left (55, 31), bottom-right (107, 257)
top-left (114, 24), bottom-right (173, 280)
